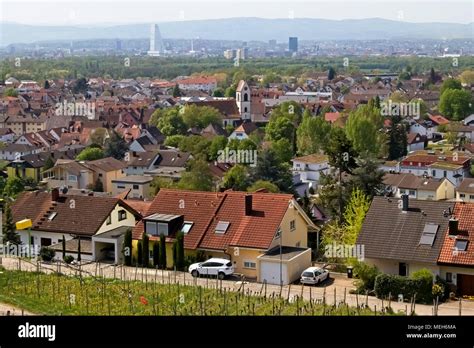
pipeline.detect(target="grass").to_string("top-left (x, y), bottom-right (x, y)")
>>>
top-left (0, 268), bottom-right (380, 316)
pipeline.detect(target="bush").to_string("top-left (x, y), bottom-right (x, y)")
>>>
top-left (63, 255), bottom-right (74, 264)
top-left (432, 284), bottom-right (444, 299)
top-left (353, 262), bottom-right (379, 291)
top-left (39, 247), bottom-right (56, 262)
top-left (374, 269), bottom-right (434, 304)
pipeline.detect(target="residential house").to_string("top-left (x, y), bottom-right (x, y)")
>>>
top-left (228, 122), bottom-right (258, 140)
top-left (132, 189), bottom-right (318, 284)
top-left (0, 144), bottom-right (41, 161)
top-left (177, 76), bottom-right (217, 93)
top-left (112, 175), bottom-right (154, 199)
top-left (456, 178), bottom-right (474, 203)
top-left (291, 154), bottom-right (330, 193)
top-left (383, 173), bottom-right (456, 200)
top-left (407, 133), bottom-right (426, 152)
top-left (86, 157), bottom-right (126, 193)
top-left (124, 150), bottom-right (191, 179)
top-left (0, 128), bottom-right (15, 143)
top-left (357, 196), bottom-right (474, 295)
top-left (11, 189), bottom-right (141, 264)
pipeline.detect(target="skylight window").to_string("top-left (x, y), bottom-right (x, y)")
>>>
top-left (454, 239), bottom-right (468, 252)
top-left (181, 222), bottom-right (193, 234)
top-left (419, 223), bottom-right (439, 246)
top-left (48, 212), bottom-right (57, 221)
top-left (215, 221), bottom-right (230, 234)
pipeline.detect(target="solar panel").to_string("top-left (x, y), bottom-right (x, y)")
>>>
top-left (419, 223), bottom-right (439, 246)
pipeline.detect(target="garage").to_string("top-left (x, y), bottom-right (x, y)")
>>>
top-left (457, 274), bottom-right (474, 296)
top-left (257, 246), bottom-right (311, 285)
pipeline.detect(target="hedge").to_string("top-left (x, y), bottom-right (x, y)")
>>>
top-left (374, 271), bottom-right (433, 304)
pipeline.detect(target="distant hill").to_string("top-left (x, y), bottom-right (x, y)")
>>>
top-left (1, 17), bottom-right (473, 46)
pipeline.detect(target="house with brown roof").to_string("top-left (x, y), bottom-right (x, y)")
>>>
top-left (124, 149), bottom-right (191, 179)
top-left (456, 178), bottom-right (474, 203)
top-left (132, 189), bottom-right (318, 284)
top-left (357, 196), bottom-right (474, 295)
top-left (11, 189), bottom-right (141, 264)
top-left (383, 173), bottom-right (455, 201)
top-left (228, 121), bottom-right (258, 140)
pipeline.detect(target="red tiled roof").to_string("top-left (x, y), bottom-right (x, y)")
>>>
top-left (429, 115), bottom-right (450, 126)
top-left (324, 112), bottom-right (340, 123)
top-left (438, 202), bottom-right (474, 266)
top-left (132, 189), bottom-right (295, 251)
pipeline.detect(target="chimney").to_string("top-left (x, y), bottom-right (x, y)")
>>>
top-left (448, 218), bottom-right (459, 236)
top-left (51, 188), bottom-right (60, 201)
top-left (401, 194), bottom-right (409, 212)
top-left (245, 194), bottom-right (252, 216)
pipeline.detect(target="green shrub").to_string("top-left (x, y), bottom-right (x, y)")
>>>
top-left (374, 269), bottom-right (434, 304)
top-left (353, 261), bottom-right (379, 291)
top-left (39, 247), bottom-right (56, 262)
top-left (63, 255), bottom-right (74, 264)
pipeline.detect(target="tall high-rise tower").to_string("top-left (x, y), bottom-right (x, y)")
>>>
top-left (148, 24), bottom-right (164, 56)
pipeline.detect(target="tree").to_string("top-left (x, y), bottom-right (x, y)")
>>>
top-left (77, 236), bottom-right (81, 262)
top-left (172, 84), bottom-right (181, 97)
top-left (387, 116), bottom-right (407, 160)
top-left (178, 159), bottom-right (214, 191)
top-left (164, 135), bottom-right (185, 148)
top-left (73, 77), bottom-right (88, 94)
top-left (212, 88), bottom-right (224, 97)
top-left (152, 241), bottom-right (160, 268)
top-left (104, 130), bottom-right (128, 160)
top-left (445, 131), bottom-right (458, 145)
top-left (123, 228), bottom-right (132, 266)
top-left (343, 188), bottom-right (371, 244)
top-left (175, 232), bottom-right (185, 271)
top-left (159, 234), bottom-right (167, 269)
top-left (247, 180), bottom-right (279, 193)
top-left (76, 147), bottom-right (104, 161)
top-left (328, 66), bottom-right (336, 80)
top-left (152, 108), bottom-right (187, 136)
top-left (136, 240), bottom-right (142, 266)
top-left (208, 135), bottom-right (228, 160)
top-left (345, 105), bottom-right (384, 156)
top-left (440, 78), bottom-right (462, 95)
top-left (142, 233), bottom-right (150, 268)
top-left (349, 155), bottom-right (385, 198)
top-left (2, 203), bottom-right (20, 245)
top-left (428, 68), bottom-right (440, 84)
top-left (44, 156), bottom-right (55, 170)
top-left (265, 116), bottom-right (294, 142)
top-left (4, 177), bottom-right (25, 198)
top-left (62, 235), bottom-right (66, 260)
top-left (90, 128), bottom-right (108, 146)
top-left (150, 177), bottom-right (175, 195)
top-left (3, 88), bottom-right (18, 97)
top-left (249, 149), bottom-right (293, 193)
top-left (222, 165), bottom-right (249, 191)
top-left (296, 109), bottom-right (331, 155)
top-left (324, 127), bottom-right (358, 175)
top-left (181, 105), bottom-right (221, 129)
top-left (93, 178), bottom-right (104, 192)
top-left (439, 89), bottom-right (473, 121)
top-left (459, 70), bottom-right (474, 86)
top-left (225, 85), bottom-right (237, 98)
top-left (272, 138), bottom-right (293, 163)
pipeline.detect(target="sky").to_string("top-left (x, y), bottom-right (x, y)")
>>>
top-left (0, 0), bottom-right (473, 25)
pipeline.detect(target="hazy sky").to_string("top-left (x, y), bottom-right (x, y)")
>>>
top-left (1, 0), bottom-right (473, 25)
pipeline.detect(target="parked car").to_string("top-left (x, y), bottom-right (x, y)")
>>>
top-left (300, 267), bottom-right (330, 285)
top-left (189, 258), bottom-right (234, 279)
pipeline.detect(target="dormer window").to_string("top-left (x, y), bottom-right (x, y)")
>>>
top-left (215, 221), bottom-right (230, 234)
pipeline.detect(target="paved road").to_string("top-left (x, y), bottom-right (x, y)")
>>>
top-left (1, 257), bottom-right (473, 316)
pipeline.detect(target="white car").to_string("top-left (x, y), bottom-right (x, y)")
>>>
top-left (300, 267), bottom-right (330, 285)
top-left (189, 258), bottom-right (234, 280)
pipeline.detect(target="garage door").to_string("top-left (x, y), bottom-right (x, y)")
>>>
top-left (260, 261), bottom-right (287, 285)
top-left (457, 274), bottom-right (474, 296)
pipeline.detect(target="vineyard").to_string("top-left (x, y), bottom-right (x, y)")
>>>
top-left (0, 267), bottom-right (379, 316)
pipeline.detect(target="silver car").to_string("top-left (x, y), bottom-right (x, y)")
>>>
top-left (300, 267), bottom-right (330, 285)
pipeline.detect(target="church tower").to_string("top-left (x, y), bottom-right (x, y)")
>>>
top-left (236, 80), bottom-right (251, 120)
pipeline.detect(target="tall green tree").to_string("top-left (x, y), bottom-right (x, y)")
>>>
top-left (77, 236), bottom-right (82, 262)
top-left (123, 228), bottom-right (132, 266)
top-left (249, 149), bottom-right (293, 193)
top-left (345, 105), bottom-right (383, 155)
top-left (172, 84), bottom-right (181, 97)
top-left (328, 66), bottom-right (336, 80)
top-left (178, 159), bottom-right (214, 191)
top-left (343, 188), bottom-right (371, 244)
top-left (152, 241), bottom-right (160, 268)
top-left (440, 78), bottom-right (462, 95)
top-left (2, 203), bottom-right (20, 245)
top-left (62, 235), bottom-right (66, 260)
top-left (349, 155), bottom-right (385, 198)
top-left (181, 105), bottom-right (221, 129)
top-left (438, 89), bottom-right (473, 121)
top-left (142, 233), bottom-right (149, 268)
top-left (159, 234), bottom-right (167, 269)
top-left (136, 240), bottom-right (142, 266)
top-left (4, 177), bottom-right (25, 198)
top-left (175, 232), bottom-right (185, 271)
top-left (104, 130), bottom-right (128, 160)
top-left (76, 147), bottom-right (104, 161)
top-left (387, 116), bottom-right (407, 160)
top-left (296, 109), bottom-right (331, 155)
top-left (222, 165), bottom-right (249, 191)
